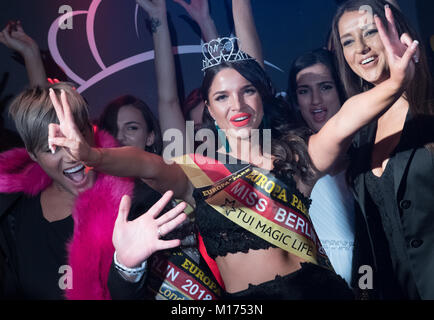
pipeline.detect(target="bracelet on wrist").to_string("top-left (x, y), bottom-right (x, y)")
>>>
top-left (113, 251), bottom-right (147, 273)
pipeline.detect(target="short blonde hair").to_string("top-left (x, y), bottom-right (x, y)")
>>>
top-left (8, 82), bottom-right (90, 154)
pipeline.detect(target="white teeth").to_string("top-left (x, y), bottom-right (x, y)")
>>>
top-left (312, 109), bottom-right (324, 114)
top-left (362, 57), bottom-right (375, 65)
top-left (234, 116), bottom-right (248, 121)
top-left (64, 164), bottom-right (85, 174)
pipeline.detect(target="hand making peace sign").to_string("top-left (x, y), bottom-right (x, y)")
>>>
top-left (47, 87), bottom-right (93, 163)
top-left (375, 4), bottom-right (419, 88)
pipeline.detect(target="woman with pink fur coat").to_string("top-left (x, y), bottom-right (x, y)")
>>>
top-left (0, 83), bottom-right (187, 299)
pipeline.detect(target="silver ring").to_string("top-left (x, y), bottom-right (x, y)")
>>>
top-left (157, 227), bottom-right (162, 238)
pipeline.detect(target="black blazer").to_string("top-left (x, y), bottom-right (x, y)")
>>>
top-left (348, 111), bottom-right (434, 299)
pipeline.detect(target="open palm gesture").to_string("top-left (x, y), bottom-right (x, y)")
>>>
top-left (375, 5), bottom-right (419, 87)
top-left (113, 191), bottom-right (188, 268)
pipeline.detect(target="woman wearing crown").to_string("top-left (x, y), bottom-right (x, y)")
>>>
top-left (44, 1), bottom-right (417, 299)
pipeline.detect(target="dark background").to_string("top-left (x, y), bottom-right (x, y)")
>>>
top-left (1, 0), bottom-right (433, 130)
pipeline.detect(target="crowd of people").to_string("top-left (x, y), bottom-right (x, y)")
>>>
top-left (0, 0), bottom-right (433, 300)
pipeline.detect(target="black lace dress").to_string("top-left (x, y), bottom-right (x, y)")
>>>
top-left (193, 158), bottom-right (354, 300)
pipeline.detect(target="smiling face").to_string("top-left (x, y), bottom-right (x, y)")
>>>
top-left (339, 10), bottom-right (389, 85)
top-left (116, 105), bottom-right (155, 150)
top-left (206, 67), bottom-right (264, 140)
top-left (30, 125), bottom-right (97, 197)
top-left (296, 63), bottom-right (341, 132)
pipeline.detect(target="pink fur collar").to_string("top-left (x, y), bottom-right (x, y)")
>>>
top-left (0, 129), bottom-right (134, 300)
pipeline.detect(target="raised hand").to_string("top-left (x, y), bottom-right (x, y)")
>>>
top-left (174, 0), bottom-right (211, 23)
top-left (173, 0), bottom-right (217, 42)
top-left (375, 4), bottom-right (419, 87)
top-left (113, 191), bottom-right (188, 268)
top-left (48, 88), bottom-right (92, 162)
top-left (0, 21), bottom-right (39, 57)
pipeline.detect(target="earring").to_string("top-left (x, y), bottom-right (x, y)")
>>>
top-left (215, 121), bottom-right (231, 153)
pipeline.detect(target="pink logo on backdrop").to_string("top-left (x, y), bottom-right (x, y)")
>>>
top-left (48, 0), bottom-right (283, 94)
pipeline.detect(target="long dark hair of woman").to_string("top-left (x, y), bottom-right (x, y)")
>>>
top-left (329, 0), bottom-right (434, 123)
top-left (200, 59), bottom-right (318, 186)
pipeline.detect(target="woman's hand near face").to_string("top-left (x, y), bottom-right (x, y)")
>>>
top-left (48, 88), bottom-right (96, 164)
top-left (307, 5), bottom-right (420, 177)
top-left (113, 191), bottom-right (187, 268)
top-left (376, 5), bottom-right (419, 89)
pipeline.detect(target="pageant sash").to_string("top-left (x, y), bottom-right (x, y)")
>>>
top-left (148, 248), bottom-right (222, 300)
top-left (174, 154), bottom-right (333, 270)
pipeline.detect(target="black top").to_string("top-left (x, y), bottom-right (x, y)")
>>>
top-left (365, 161), bottom-right (419, 299)
top-left (348, 111), bottom-right (434, 299)
top-left (193, 159), bottom-right (277, 260)
top-left (192, 153), bottom-right (313, 260)
top-left (13, 194), bottom-right (74, 299)
top-left (0, 179), bottom-right (170, 299)
top-left (194, 190), bottom-right (276, 260)
top-left (192, 155), bottom-right (353, 299)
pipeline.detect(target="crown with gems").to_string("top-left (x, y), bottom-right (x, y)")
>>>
top-left (201, 37), bottom-right (254, 71)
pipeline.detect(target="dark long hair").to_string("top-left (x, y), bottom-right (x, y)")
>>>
top-left (329, 0), bottom-right (434, 119)
top-left (200, 59), bottom-right (318, 185)
top-left (98, 95), bottom-right (163, 155)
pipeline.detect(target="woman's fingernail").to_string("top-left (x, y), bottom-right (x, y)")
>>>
top-left (412, 40), bottom-right (419, 49)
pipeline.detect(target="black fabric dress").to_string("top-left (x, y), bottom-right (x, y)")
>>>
top-left (0, 180), bottom-right (165, 299)
top-left (7, 194), bottom-right (73, 299)
top-left (348, 112), bottom-right (434, 299)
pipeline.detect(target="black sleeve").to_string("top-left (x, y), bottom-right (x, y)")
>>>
top-left (107, 258), bottom-right (148, 300)
top-left (0, 194), bottom-right (22, 299)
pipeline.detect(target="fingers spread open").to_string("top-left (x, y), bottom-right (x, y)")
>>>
top-left (146, 190), bottom-right (174, 219)
top-left (158, 212), bottom-right (187, 237)
top-left (156, 201), bottom-right (187, 226)
top-left (117, 195), bottom-right (132, 225)
top-left (157, 239), bottom-right (182, 251)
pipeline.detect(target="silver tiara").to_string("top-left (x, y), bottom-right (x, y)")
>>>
top-left (201, 37), bottom-right (253, 71)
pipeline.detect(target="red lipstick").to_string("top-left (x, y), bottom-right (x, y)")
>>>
top-left (230, 113), bottom-right (251, 127)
